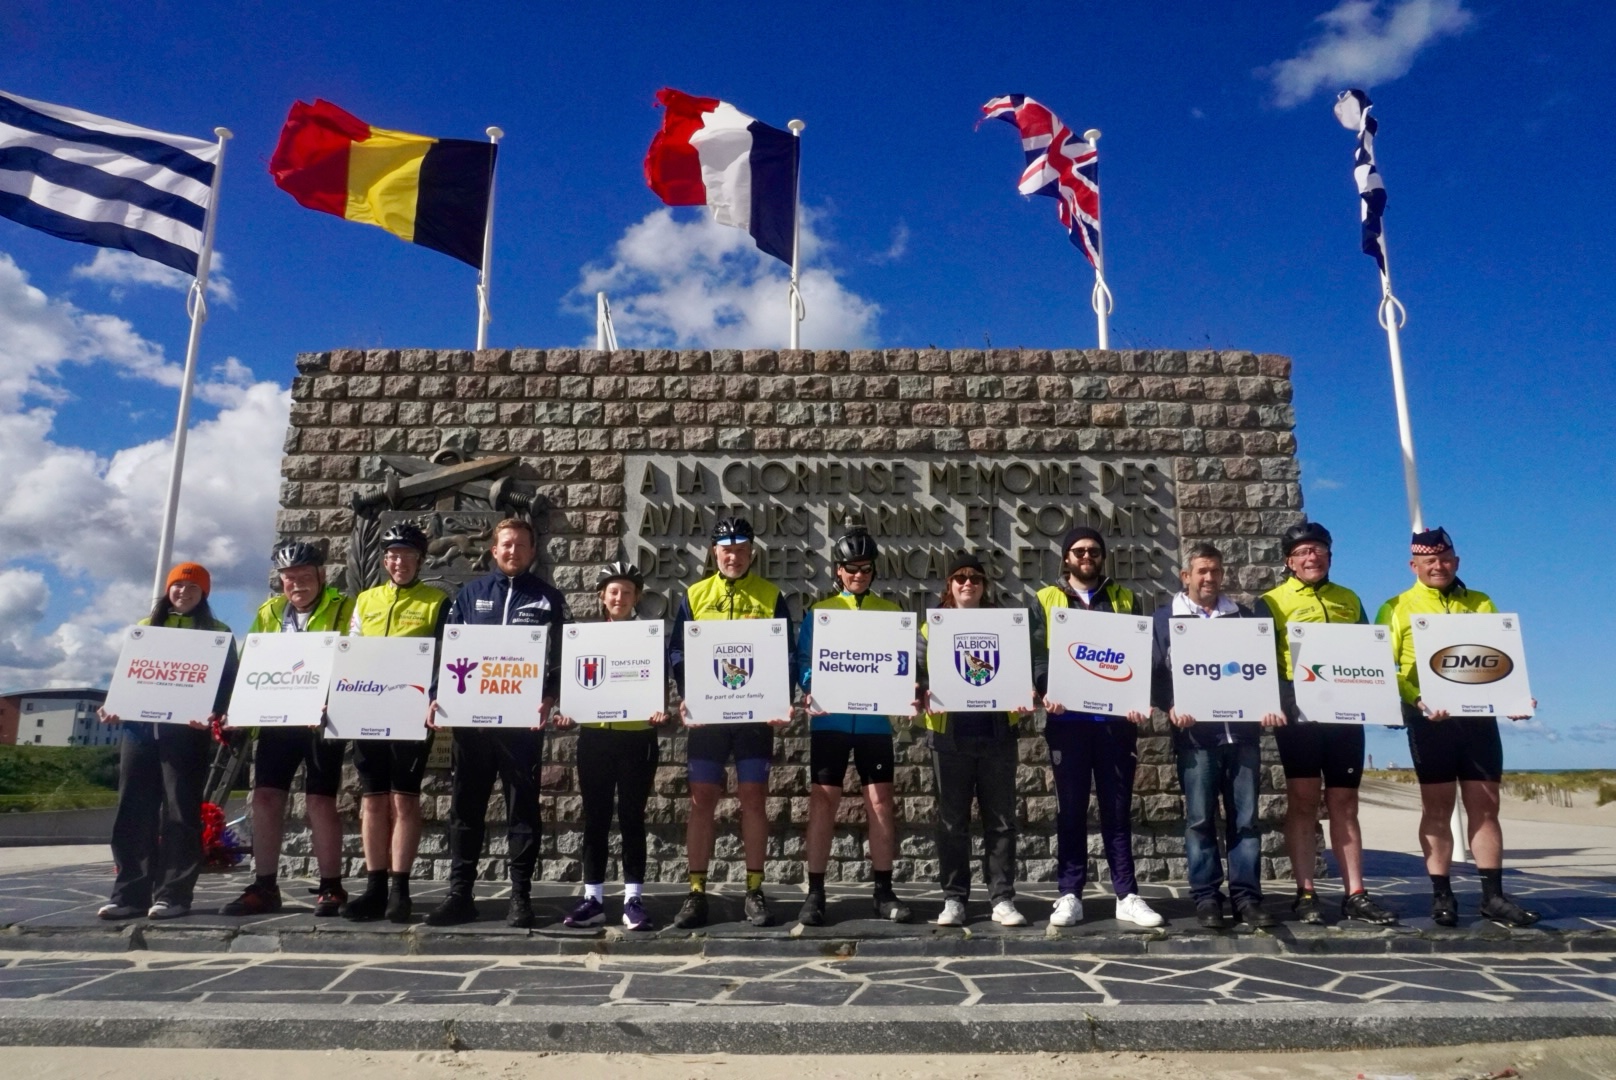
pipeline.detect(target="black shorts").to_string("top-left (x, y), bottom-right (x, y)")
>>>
top-left (352, 732), bottom-right (434, 796)
top-left (809, 729), bottom-right (895, 788)
top-left (1274, 722), bottom-right (1365, 789)
top-left (686, 723), bottom-right (773, 786)
top-left (253, 727), bottom-right (347, 798)
top-left (1404, 706), bottom-right (1503, 785)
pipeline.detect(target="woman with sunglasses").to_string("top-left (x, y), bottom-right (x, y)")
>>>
top-left (919, 552), bottom-right (1032, 928)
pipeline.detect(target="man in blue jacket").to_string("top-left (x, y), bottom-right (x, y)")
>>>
top-left (1150, 543), bottom-right (1285, 930)
top-left (424, 518), bottom-right (568, 928)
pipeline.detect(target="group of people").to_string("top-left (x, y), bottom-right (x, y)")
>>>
top-left (96, 513), bottom-right (1540, 933)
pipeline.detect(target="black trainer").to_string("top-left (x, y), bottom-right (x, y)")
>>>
top-left (385, 886), bottom-right (413, 924)
top-left (341, 887), bottom-right (388, 922)
top-left (1431, 892), bottom-right (1459, 927)
top-left (221, 881), bottom-right (282, 917)
top-left (672, 890), bottom-right (709, 929)
top-left (1479, 893), bottom-right (1540, 929)
top-left (874, 890), bottom-right (913, 923)
top-left (1236, 901), bottom-right (1276, 929)
top-left (1341, 891), bottom-right (1399, 926)
top-left (1196, 899), bottom-right (1227, 929)
top-left (424, 893), bottom-right (479, 927)
top-left (1291, 889), bottom-right (1324, 925)
top-left (743, 889), bottom-right (773, 927)
top-left (506, 892), bottom-right (534, 929)
top-left (797, 892), bottom-right (827, 927)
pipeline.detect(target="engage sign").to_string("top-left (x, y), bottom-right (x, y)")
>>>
top-left (806, 609), bottom-right (917, 718)
top-left (1168, 617), bottom-right (1281, 723)
top-left (105, 624), bottom-right (235, 725)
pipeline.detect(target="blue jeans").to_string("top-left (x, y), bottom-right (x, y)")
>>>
top-left (1175, 738), bottom-right (1262, 907)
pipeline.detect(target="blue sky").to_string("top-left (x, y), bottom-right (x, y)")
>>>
top-left (0, 0), bottom-right (1611, 767)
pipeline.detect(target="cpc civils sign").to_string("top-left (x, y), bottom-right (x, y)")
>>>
top-left (1409, 613), bottom-right (1534, 719)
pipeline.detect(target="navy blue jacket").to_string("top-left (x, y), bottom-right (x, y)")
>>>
top-left (1150, 596), bottom-right (1274, 749)
top-left (444, 571), bottom-right (569, 695)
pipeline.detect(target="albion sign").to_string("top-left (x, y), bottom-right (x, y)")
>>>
top-left (624, 453), bottom-right (1179, 618)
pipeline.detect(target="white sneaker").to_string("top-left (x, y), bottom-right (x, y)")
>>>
top-left (97, 903), bottom-right (141, 920)
top-left (1115, 893), bottom-right (1165, 928)
top-left (1049, 893), bottom-right (1083, 927)
top-left (934, 898), bottom-right (968, 926)
top-left (991, 899), bottom-right (1028, 927)
top-left (146, 901), bottom-right (189, 920)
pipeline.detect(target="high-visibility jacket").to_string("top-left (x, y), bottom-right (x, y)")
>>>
top-left (668, 571), bottom-right (794, 695)
top-left (1260, 575), bottom-right (1366, 681)
top-left (1032, 578), bottom-right (1135, 711)
top-left (350, 579), bottom-right (449, 639)
top-left (798, 589), bottom-right (906, 735)
top-left (249, 587), bottom-right (354, 636)
top-left (1375, 580), bottom-right (1496, 706)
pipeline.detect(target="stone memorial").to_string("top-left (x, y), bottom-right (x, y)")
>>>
top-left (274, 345), bottom-right (1303, 884)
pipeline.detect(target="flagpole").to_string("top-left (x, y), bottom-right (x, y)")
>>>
top-left (475, 126), bottom-right (504, 350)
top-left (596, 291), bottom-right (619, 350)
top-left (1376, 232), bottom-right (1423, 532)
top-left (1084, 128), bottom-right (1113, 349)
top-left (787, 119), bottom-right (805, 349)
top-left (151, 127), bottom-right (232, 605)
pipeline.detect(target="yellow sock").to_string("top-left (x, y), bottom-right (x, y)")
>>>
top-left (746, 870), bottom-right (764, 892)
top-left (689, 871), bottom-right (706, 893)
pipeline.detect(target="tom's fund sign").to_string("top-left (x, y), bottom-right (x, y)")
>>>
top-left (624, 454), bottom-right (1180, 619)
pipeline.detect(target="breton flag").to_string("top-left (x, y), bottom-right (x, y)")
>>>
top-left (643, 89), bottom-right (799, 266)
top-left (269, 100), bottom-right (496, 268)
top-left (1333, 88), bottom-right (1387, 273)
top-left (0, 90), bottom-right (221, 275)
top-left (981, 94), bottom-right (1101, 268)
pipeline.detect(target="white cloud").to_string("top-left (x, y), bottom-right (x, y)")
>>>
top-left (0, 251), bottom-right (289, 690)
top-left (869, 222), bottom-right (910, 265)
top-left (1262, 0), bottom-right (1474, 109)
top-left (573, 207), bottom-right (880, 349)
top-left (73, 249), bottom-right (237, 307)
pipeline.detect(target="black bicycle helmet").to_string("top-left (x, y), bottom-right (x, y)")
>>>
top-left (712, 516), bottom-right (755, 545)
top-left (273, 541), bottom-right (323, 570)
top-left (380, 522), bottom-right (430, 554)
top-left (594, 561), bottom-right (646, 591)
top-left (1281, 520), bottom-right (1333, 557)
top-left (830, 527), bottom-right (878, 565)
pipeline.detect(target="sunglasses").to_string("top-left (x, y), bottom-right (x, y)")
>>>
top-left (839, 563), bottom-right (875, 576)
top-left (1069, 546), bottom-right (1104, 559)
top-left (950, 573), bottom-right (986, 585)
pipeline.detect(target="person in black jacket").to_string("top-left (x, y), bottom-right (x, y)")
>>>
top-left (423, 518), bottom-right (568, 928)
top-left (1150, 543), bottom-right (1285, 930)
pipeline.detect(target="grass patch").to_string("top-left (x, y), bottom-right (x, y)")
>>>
top-left (0, 745), bottom-right (119, 796)
top-left (0, 790), bottom-right (119, 812)
top-left (1365, 768), bottom-right (1616, 807)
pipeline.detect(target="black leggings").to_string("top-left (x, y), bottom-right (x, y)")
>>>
top-left (577, 726), bottom-right (659, 885)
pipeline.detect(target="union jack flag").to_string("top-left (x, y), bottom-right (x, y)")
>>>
top-left (1333, 89), bottom-right (1387, 273)
top-left (980, 94), bottom-right (1100, 267)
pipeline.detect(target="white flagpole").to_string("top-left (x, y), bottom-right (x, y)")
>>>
top-left (1376, 232), bottom-right (1423, 532)
top-left (1084, 127), bottom-right (1113, 350)
top-left (596, 291), bottom-right (619, 350)
top-left (475, 126), bottom-right (504, 350)
top-left (150, 126), bottom-right (232, 605)
top-left (787, 119), bottom-right (806, 349)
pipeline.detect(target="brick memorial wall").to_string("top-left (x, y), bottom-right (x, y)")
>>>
top-left (273, 345), bottom-right (1306, 886)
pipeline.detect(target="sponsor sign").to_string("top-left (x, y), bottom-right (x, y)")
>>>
top-left (1168, 617), bottom-right (1281, 723)
top-left (226, 632), bottom-right (340, 727)
top-left (1045, 608), bottom-right (1153, 719)
top-left (807, 609), bottom-right (916, 717)
top-left (1410, 612), bottom-right (1534, 719)
top-left (561, 621), bottom-right (667, 724)
top-left (432, 625), bottom-right (549, 728)
top-left (1287, 623), bottom-right (1402, 726)
top-left (324, 636), bottom-right (435, 741)
top-left (105, 624), bottom-right (235, 725)
top-left (682, 618), bottom-right (791, 725)
top-left (925, 608), bottom-right (1034, 714)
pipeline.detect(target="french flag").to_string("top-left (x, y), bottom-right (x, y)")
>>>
top-left (643, 88), bottom-right (798, 266)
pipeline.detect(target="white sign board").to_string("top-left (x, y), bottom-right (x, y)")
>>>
top-left (562, 621), bottom-right (667, 724)
top-left (1045, 608), bottom-right (1154, 718)
top-left (324, 636), bottom-right (436, 741)
top-left (1168, 617), bottom-right (1281, 723)
top-left (682, 618), bottom-right (791, 725)
top-left (1410, 612), bottom-right (1534, 719)
top-left (806, 609), bottom-right (917, 717)
top-left (433, 625), bottom-right (549, 728)
top-left (105, 624), bottom-right (235, 725)
top-left (227, 632), bottom-right (340, 727)
top-left (1287, 622), bottom-right (1403, 726)
top-left (924, 608), bottom-right (1035, 714)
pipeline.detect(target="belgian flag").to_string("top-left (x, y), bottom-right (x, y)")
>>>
top-left (269, 100), bottom-right (495, 267)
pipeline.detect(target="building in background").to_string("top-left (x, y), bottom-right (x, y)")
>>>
top-left (0, 689), bottom-right (113, 747)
